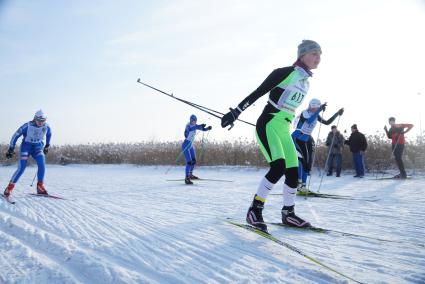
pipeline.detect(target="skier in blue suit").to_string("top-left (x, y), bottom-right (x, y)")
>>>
top-left (3, 110), bottom-right (52, 197)
top-left (182, 114), bottom-right (211, 184)
top-left (292, 99), bottom-right (343, 191)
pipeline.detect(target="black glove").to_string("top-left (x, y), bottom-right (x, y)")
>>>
top-left (320, 103), bottom-right (327, 112)
top-left (200, 123), bottom-right (206, 128)
top-left (205, 126), bottom-right (212, 131)
top-left (338, 108), bottom-right (344, 115)
top-left (43, 145), bottom-right (50, 155)
top-left (6, 148), bottom-right (14, 159)
top-left (221, 107), bottom-right (241, 129)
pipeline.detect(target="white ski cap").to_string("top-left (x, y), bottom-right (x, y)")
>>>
top-left (34, 109), bottom-right (47, 122)
top-left (309, 98), bottom-right (321, 109)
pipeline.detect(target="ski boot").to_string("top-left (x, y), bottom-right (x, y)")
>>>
top-left (282, 205), bottom-right (311, 228)
top-left (3, 183), bottom-right (15, 197)
top-left (246, 195), bottom-right (267, 232)
top-left (393, 173), bottom-right (407, 179)
top-left (297, 182), bottom-right (309, 193)
top-left (184, 177), bottom-right (193, 185)
top-left (36, 181), bottom-right (48, 195)
top-left (189, 174), bottom-right (199, 180)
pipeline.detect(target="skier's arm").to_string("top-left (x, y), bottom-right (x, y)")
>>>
top-left (384, 126), bottom-right (391, 139)
top-left (45, 125), bottom-right (52, 146)
top-left (221, 67), bottom-right (293, 128)
top-left (195, 124), bottom-right (211, 131)
top-left (318, 111), bottom-right (339, 125)
top-left (9, 123), bottom-right (27, 150)
top-left (236, 68), bottom-right (293, 112)
top-left (401, 124), bottom-right (414, 134)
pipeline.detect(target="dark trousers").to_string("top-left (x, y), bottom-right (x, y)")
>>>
top-left (393, 144), bottom-right (406, 177)
top-left (352, 152), bottom-right (365, 176)
top-left (327, 153), bottom-right (342, 176)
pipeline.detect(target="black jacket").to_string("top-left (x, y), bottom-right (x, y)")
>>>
top-left (345, 131), bottom-right (367, 153)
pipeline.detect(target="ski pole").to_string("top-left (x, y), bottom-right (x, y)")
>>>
top-left (306, 109), bottom-right (326, 198)
top-left (164, 133), bottom-right (198, 175)
top-left (136, 78), bottom-right (256, 127)
top-left (317, 115), bottom-right (341, 192)
top-left (30, 172), bottom-right (37, 187)
top-left (198, 130), bottom-right (210, 166)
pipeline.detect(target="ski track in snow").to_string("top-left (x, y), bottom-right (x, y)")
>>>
top-left (1, 165), bottom-right (424, 284)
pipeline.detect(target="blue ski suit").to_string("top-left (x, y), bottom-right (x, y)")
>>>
top-left (8, 121), bottom-right (52, 183)
top-left (182, 123), bottom-right (209, 177)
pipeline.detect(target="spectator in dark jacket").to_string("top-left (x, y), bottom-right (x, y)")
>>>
top-left (326, 125), bottom-right (344, 177)
top-left (345, 124), bottom-right (367, 177)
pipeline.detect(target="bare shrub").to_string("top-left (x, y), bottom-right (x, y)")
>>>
top-left (1, 134), bottom-right (424, 170)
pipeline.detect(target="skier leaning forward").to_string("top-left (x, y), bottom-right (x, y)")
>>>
top-left (3, 110), bottom-right (52, 197)
top-left (221, 40), bottom-right (323, 231)
top-left (292, 99), bottom-right (343, 191)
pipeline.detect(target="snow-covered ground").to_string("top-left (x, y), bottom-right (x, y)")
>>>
top-left (1, 164), bottom-right (424, 284)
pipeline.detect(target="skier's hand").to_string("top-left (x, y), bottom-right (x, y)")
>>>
top-left (338, 108), bottom-right (344, 116)
top-left (6, 148), bottom-right (14, 159)
top-left (200, 123), bottom-right (206, 128)
top-left (221, 107), bottom-right (241, 129)
top-left (205, 126), bottom-right (212, 131)
top-left (43, 145), bottom-right (50, 155)
top-left (320, 103), bottom-right (327, 112)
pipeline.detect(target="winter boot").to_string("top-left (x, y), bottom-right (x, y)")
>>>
top-left (246, 195), bottom-right (267, 232)
top-left (189, 174), bottom-right (199, 180)
top-left (36, 181), bottom-right (48, 195)
top-left (3, 183), bottom-right (15, 197)
top-left (297, 182), bottom-right (308, 193)
top-left (184, 177), bottom-right (193, 185)
top-left (281, 205), bottom-right (311, 228)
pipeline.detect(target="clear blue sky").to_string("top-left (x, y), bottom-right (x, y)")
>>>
top-left (1, 0), bottom-right (424, 145)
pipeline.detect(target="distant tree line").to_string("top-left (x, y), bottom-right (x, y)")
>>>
top-left (1, 133), bottom-right (424, 171)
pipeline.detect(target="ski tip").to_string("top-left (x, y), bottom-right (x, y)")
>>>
top-left (2, 194), bottom-right (15, 204)
top-left (137, 78), bottom-right (141, 83)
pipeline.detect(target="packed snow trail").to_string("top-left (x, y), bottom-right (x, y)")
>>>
top-left (1, 165), bottom-right (424, 283)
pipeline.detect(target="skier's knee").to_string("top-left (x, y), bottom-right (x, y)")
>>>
top-left (265, 159), bottom-right (286, 184)
top-left (192, 158), bottom-right (196, 165)
top-left (284, 167), bottom-right (298, 188)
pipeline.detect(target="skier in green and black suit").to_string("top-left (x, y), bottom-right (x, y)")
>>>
top-left (221, 40), bottom-right (322, 231)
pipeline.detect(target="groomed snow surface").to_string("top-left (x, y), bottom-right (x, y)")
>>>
top-left (1, 165), bottom-right (424, 284)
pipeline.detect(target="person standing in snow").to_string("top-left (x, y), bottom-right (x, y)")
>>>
top-left (292, 99), bottom-right (343, 191)
top-left (344, 124), bottom-right (367, 177)
top-left (384, 117), bottom-right (413, 179)
top-left (182, 114), bottom-right (212, 185)
top-left (325, 125), bottom-right (345, 177)
top-left (221, 40), bottom-right (323, 231)
top-left (3, 110), bottom-right (52, 197)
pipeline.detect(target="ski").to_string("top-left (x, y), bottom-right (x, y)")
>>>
top-left (2, 194), bottom-right (16, 204)
top-left (28, 193), bottom-right (66, 200)
top-left (370, 176), bottom-right (412, 181)
top-left (267, 222), bottom-right (425, 248)
top-left (271, 191), bottom-right (379, 201)
top-left (226, 220), bottom-right (364, 283)
top-left (166, 178), bottom-right (233, 183)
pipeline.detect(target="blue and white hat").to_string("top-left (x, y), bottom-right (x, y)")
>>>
top-left (298, 40), bottom-right (321, 58)
top-left (34, 110), bottom-right (47, 122)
